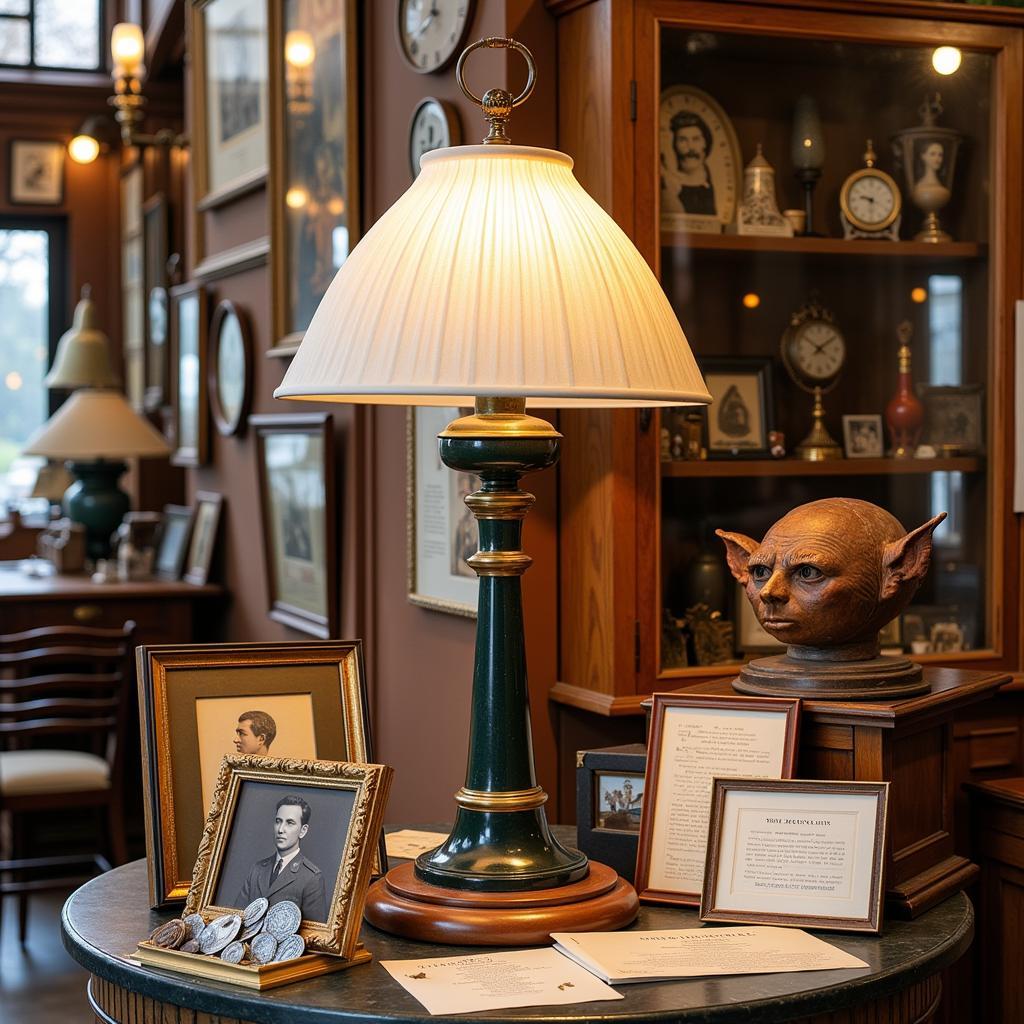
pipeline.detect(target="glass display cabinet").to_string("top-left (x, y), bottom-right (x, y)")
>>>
top-left (550, 0), bottom-right (1022, 715)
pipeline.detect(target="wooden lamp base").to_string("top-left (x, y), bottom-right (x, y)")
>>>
top-left (364, 861), bottom-right (638, 946)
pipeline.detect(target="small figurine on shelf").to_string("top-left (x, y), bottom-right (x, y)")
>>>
top-left (737, 145), bottom-right (793, 237)
top-left (661, 609), bottom-right (689, 669)
top-left (892, 94), bottom-right (964, 243)
top-left (684, 603), bottom-right (734, 666)
top-left (769, 431), bottom-right (786, 458)
top-left (660, 426), bottom-right (671, 461)
top-left (683, 412), bottom-right (706, 459)
top-left (885, 321), bottom-right (924, 458)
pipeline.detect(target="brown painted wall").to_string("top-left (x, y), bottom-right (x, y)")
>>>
top-left (180, 3), bottom-right (564, 825)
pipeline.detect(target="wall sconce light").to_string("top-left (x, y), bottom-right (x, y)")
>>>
top-left (285, 29), bottom-right (316, 118)
top-left (68, 115), bottom-right (119, 164)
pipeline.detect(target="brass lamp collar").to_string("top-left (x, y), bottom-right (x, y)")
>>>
top-left (438, 396), bottom-right (562, 440)
top-left (456, 38), bottom-right (537, 145)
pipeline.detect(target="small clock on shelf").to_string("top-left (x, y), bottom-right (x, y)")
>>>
top-left (397, 0), bottom-right (476, 74)
top-left (840, 140), bottom-right (902, 241)
top-left (409, 98), bottom-right (461, 178)
top-left (781, 300), bottom-right (846, 461)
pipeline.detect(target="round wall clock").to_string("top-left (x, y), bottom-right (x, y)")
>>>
top-left (840, 140), bottom-right (902, 241)
top-left (208, 300), bottom-right (252, 437)
top-left (409, 98), bottom-right (461, 177)
top-left (397, 0), bottom-right (475, 74)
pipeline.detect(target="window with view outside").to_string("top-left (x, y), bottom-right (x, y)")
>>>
top-left (0, 0), bottom-right (101, 71)
top-left (0, 229), bottom-right (49, 505)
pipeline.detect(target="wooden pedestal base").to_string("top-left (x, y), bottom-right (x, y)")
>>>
top-left (363, 861), bottom-right (639, 946)
top-left (735, 653), bottom-right (929, 700)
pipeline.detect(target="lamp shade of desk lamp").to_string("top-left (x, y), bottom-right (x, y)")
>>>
top-left (276, 38), bottom-right (710, 945)
top-left (23, 389), bottom-right (171, 559)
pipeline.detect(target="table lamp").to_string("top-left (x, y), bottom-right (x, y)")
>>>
top-left (275, 38), bottom-right (710, 945)
top-left (22, 389), bottom-right (171, 560)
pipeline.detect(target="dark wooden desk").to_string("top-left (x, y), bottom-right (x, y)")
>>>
top-left (0, 563), bottom-right (224, 647)
top-left (62, 851), bottom-right (973, 1024)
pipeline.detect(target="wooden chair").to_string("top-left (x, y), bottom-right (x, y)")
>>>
top-left (0, 620), bottom-right (136, 944)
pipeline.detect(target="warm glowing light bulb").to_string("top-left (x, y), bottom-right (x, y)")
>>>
top-left (911, 287), bottom-right (928, 304)
top-left (68, 134), bottom-right (100, 164)
top-left (5, 371), bottom-right (23, 391)
top-left (285, 30), bottom-right (315, 69)
top-left (802, 138), bottom-right (812, 149)
top-left (932, 46), bottom-right (962, 76)
top-left (110, 22), bottom-right (145, 76)
top-left (286, 187), bottom-right (308, 209)
top-left (742, 293), bottom-right (760, 309)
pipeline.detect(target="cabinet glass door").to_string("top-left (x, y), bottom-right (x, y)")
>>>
top-left (643, 12), bottom-right (1012, 679)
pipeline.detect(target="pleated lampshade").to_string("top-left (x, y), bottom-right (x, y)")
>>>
top-left (23, 389), bottom-right (171, 459)
top-left (275, 145), bottom-right (710, 409)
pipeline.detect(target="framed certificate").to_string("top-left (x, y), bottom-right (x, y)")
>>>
top-left (635, 694), bottom-right (800, 906)
top-left (700, 779), bottom-right (890, 933)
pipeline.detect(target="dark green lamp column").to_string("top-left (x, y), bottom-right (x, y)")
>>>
top-left (63, 459), bottom-right (131, 560)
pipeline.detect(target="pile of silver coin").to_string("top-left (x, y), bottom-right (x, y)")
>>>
top-left (146, 898), bottom-right (306, 965)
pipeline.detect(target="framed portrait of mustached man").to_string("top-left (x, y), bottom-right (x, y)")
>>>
top-left (136, 640), bottom-right (386, 907)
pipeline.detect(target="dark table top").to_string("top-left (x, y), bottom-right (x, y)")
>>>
top-left (62, 837), bottom-right (973, 1024)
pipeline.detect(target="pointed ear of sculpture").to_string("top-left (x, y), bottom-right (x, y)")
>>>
top-left (715, 529), bottom-right (760, 584)
top-left (880, 512), bottom-right (947, 602)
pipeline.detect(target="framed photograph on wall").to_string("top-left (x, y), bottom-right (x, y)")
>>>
top-left (635, 693), bottom-right (800, 906)
top-left (406, 407), bottom-right (479, 618)
top-left (699, 357), bottom-right (774, 458)
top-left (189, 0), bottom-right (269, 211)
top-left (183, 755), bottom-right (392, 957)
top-left (183, 491), bottom-right (223, 585)
top-left (122, 163), bottom-right (145, 409)
top-left (8, 139), bottom-right (64, 205)
top-left (701, 778), bottom-right (889, 933)
top-left (136, 640), bottom-right (385, 906)
top-left (143, 193), bottom-right (170, 412)
top-left (170, 281), bottom-right (209, 466)
top-left (268, 0), bottom-right (359, 357)
top-left (208, 300), bottom-right (252, 436)
top-left (251, 413), bottom-right (337, 637)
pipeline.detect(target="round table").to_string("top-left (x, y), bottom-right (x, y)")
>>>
top-left (62, 858), bottom-right (971, 1024)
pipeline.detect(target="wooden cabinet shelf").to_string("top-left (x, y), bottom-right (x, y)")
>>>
top-left (661, 456), bottom-right (982, 479)
top-left (660, 233), bottom-right (986, 260)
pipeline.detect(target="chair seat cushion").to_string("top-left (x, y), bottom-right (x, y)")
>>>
top-left (0, 749), bottom-right (110, 797)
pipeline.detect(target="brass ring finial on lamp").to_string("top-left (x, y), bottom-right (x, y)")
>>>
top-left (456, 37), bottom-right (537, 144)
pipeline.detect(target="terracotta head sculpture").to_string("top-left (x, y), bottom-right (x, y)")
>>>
top-left (717, 498), bottom-right (946, 660)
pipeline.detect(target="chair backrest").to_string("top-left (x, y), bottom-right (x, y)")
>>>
top-left (0, 621), bottom-right (137, 794)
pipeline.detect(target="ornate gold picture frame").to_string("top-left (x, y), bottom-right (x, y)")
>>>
top-left (137, 641), bottom-right (384, 906)
top-left (184, 755), bottom-right (392, 958)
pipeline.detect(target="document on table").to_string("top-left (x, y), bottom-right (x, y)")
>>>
top-left (379, 948), bottom-right (624, 1016)
top-left (384, 829), bottom-right (448, 859)
top-left (552, 927), bottom-right (868, 983)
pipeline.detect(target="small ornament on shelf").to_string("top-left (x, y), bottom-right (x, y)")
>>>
top-left (839, 140), bottom-right (902, 241)
top-left (892, 94), bottom-right (963, 243)
top-left (885, 320), bottom-right (924, 458)
top-left (790, 95), bottom-right (825, 236)
top-left (737, 145), bottom-right (793, 237)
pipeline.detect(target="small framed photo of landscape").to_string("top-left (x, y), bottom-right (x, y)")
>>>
top-left (920, 384), bottom-right (984, 455)
top-left (8, 140), bottom-right (64, 205)
top-left (251, 413), bottom-right (336, 638)
top-left (701, 778), bottom-right (890, 933)
top-left (406, 407), bottom-right (479, 618)
top-left (842, 414), bottom-right (884, 459)
top-left (184, 755), bottom-right (392, 958)
top-left (635, 693), bottom-right (800, 907)
top-left (171, 281), bottom-right (209, 467)
top-left (155, 505), bottom-right (194, 581)
top-left (700, 357), bottom-right (773, 458)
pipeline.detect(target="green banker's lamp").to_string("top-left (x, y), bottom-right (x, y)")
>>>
top-left (23, 288), bottom-right (171, 559)
top-left (275, 39), bottom-right (711, 944)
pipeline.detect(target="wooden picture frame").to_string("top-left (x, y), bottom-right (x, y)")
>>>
top-left (143, 192), bottom-right (171, 413)
top-left (920, 384), bottom-right (984, 455)
top-left (842, 414), bottom-right (884, 459)
top-left (699, 357), bottom-right (774, 458)
top-left (701, 778), bottom-right (889, 934)
top-left (188, 0), bottom-right (269, 213)
top-left (635, 693), bottom-right (800, 906)
top-left (183, 491), bottom-right (223, 585)
top-left (184, 754), bottom-right (392, 958)
top-left (251, 413), bottom-right (337, 638)
top-left (406, 407), bottom-right (478, 618)
top-left (136, 640), bottom-right (385, 906)
top-left (170, 281), bottom-right (209, 467)
top-left (154, 505), bottom-right (195, 581)
top-left (268, 0), bottom-right (360, 358)
top-left (8, 139), bottom-right (64, 205)
top-left (208, 300), bottom-right (252, 436)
